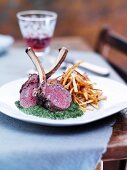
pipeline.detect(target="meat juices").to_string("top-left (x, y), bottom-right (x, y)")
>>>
top-left (20, 47), bottom-right (72, 111)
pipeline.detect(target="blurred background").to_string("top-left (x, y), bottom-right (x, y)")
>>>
top-left (1, 0), bottom-right (127, 48)
top-left (1, 0), bottom-right (127, 81)
top-left (0, 1), bottom-right (127, 169)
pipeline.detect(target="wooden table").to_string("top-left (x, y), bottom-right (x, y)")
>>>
top-left (15, 37), bottom-right (127, 169)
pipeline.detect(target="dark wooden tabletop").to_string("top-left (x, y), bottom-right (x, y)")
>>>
top-left (15, 37), bottom-right (127, 161)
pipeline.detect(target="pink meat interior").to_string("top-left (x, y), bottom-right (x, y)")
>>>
top-left (45, 84), bottom-right (71, 109)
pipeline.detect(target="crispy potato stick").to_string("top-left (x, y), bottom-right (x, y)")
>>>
top-left (72, 75), bottom-right (78, 92)
top-left (65, 81), bottom-right (72, 89)
top-left (59, 62), bottom-right (106, 111)
top-left (62, 61), bottom-right (82, 85)
top-left (70, 87), bottom-right (74, 94)
top-left (75, 75), bottom-right (85, 86)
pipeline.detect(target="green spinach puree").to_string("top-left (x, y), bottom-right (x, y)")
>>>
top-left (15, 101), bottom-right (83, 119)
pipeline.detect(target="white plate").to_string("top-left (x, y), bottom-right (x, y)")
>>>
top-left (0, 76), bottom-right (127, 126)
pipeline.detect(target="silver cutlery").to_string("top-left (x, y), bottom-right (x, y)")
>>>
top-left (62, 60), bottom-right (110, 76)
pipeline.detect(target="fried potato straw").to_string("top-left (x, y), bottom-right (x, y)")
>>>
top-left (59, 62), bottom-right (106, 111)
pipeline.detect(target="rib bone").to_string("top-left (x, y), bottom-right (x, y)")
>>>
top-left (26, 47), bottom-right (68, 81)
top-left (46, 47), bottom-right (68, 79)
top-left (26, 47), bottom-right (46, 84)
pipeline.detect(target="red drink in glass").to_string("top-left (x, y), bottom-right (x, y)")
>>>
top-left (25, 37), bottom-right (52, 51)
top-left (17, 10), bottom-right (57, 56)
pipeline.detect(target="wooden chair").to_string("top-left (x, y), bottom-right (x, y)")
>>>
top-left (95, 27), bottom-right (127, 170)
top-left (95, 26), bottom-right (127, 82)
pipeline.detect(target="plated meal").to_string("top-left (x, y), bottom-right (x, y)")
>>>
top-left (15, 47), bottom-right (106, 120)
top-left (0, 48), bottom-right (127, 126)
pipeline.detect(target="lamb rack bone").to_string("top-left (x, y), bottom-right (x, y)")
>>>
top-left (25, 47), bottom-right (72, 111)
top-left (26, 47), bottom-right (46, 84)
top-left (46, 47), bottom-right (68, 79)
